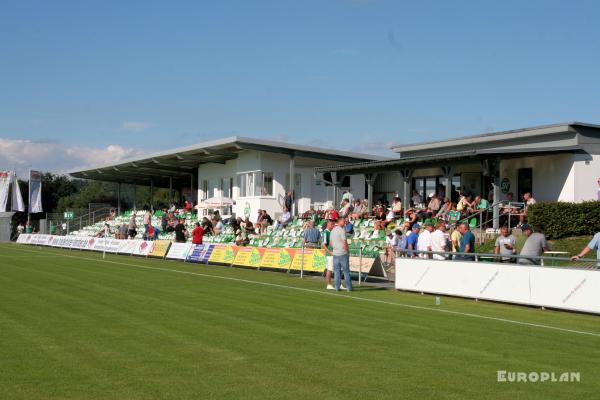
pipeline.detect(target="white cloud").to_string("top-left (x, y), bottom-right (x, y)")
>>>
top-left (0, 138), bottom-right (145, 178)
top-left (121, 121), bottom-right (153, 133)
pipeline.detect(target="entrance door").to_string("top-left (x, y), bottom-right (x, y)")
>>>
top-left (517, 168), bottom-right (532, 201)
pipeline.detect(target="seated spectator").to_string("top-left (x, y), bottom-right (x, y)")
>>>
top-left (235, 228), bottom-right (249, 246)
top-left (391, 197), bottom-right (403, 216)
top-left (259, 209), bottom-right (273, 234)
top-left (244, 217), bottom-right (255, 234)
top-left (324, 205), bottom-right (339, 221)
top-left (411, 190), bottom-right (423, 207)
top-left (374, 207), bottom-right (386, 221)
top-left (349, 199), bottom-right (365, 220)
top-left (403, 208), bottom-right (418, 228)
top-left (494, 225), bottom-right (517, 262)
top-left (427, 193), bottom-right (441, 215)
top-left (518, 192), bottom-right (536, 226)
top-left (457, 193), bottom-right (475, 215)
top-left (400, 220), bottom-right (411, 234)
top-left (435, 198), bottom-right (452, 220)
top-left (518, 224), bottom-right (549, 265)
top-left (278, 207), bottom-right (292, 229)
top-left (384, 207), bottom-right (396, 227)
top-left (339, 199), bottom-right (353, 218)
top-left (184, 200), bottom-right (193, 211)
top-left (302, 220), bottom-right (322, 248)
top-left (341, 190), bottom-right (354, 205)
top-left (371, 220), bottom-right (385, 239)
top-left (474, 195), bottom-right (489, 210)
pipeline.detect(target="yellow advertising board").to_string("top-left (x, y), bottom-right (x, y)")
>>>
top-left (148, 240), bottom-right (171, 258)
top-left (208, 245), bottom-right (239, 264)
top-left (232, 247), bottom-right (264, 268)
top-left (290, 249), bottom-right (327, 272)
top-left (260, 248), bottom-right (294, 270)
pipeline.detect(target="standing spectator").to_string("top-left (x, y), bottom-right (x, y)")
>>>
top-left (518, 224), bottom-right (549, 265)
top-left (143, 210), bottom-right (152, 234)
top-left (25, 221), bottom-right (33, 234)
top-left (128, 213), bottom-right (138, 239)
top-left (494, 226), bottom-right (517, 262)
top-left (342, 190), bottom-right (354, 205)
top-left (16, 222), bottom-right (25, 236)
top-left (430, 221), bottom-right (450, 260)
top-left (302, 220), bottom-right (321, 248)
top-left (417, 222), bottom-right (434, 259)
top-left (406, 224), bottom-right (420, 258)
top-left (174, 218), bottom-right (187, 243)
top-left (161, 212), bottom-right (169, 231)
top-left (385, 230), bottom-right (395, 265)
top-left (339, 199), bottom-right (352, 218)
top-left (321, 219), bottom-right (336, 290)
top-left (571, 230), bottom-right (600, 268)
top-left (450, 226), bottom-right (462, 253)
top-left (201, 217), bottom-right (214, 235)
top-left (457, 222), bottom-right (475, 261)
top-left (330, 217), bottom-right (352, 292)
top-left (386, 229), bottom-right (407, 264)
top-left (518, 192), bottom-right (537, 226)
top-left (191, 222), bottom-right (205, 245)
top-left (284, 191), bottom-right (293, 213)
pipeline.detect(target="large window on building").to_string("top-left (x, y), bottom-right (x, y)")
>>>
top-left (237, 171), bottom-right (273, 197)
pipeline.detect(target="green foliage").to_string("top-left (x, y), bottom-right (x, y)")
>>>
top-left (528, 201), bottom-right (600, 239)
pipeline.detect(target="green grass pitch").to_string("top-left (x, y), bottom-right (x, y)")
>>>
top-left (1, 243), bottom-right (599, 399)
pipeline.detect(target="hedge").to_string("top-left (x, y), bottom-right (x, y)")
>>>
top-left (527, 201), bottom-right (600, 240)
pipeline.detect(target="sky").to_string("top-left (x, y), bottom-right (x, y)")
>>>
top-left (1, 0), bottom-right (600, 177)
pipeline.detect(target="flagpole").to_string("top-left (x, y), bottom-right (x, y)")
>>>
top-left (28, 168), bottom-right (31, 225)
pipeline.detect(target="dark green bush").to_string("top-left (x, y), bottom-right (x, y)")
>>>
top-left (527, 201), bottom-right (600, 239)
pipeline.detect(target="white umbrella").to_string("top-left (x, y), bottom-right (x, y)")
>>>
top-left (196, 196), bottom-right (234, 209)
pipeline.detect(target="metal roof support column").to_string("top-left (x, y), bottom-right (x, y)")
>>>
top-left (400, 169), bottom-right (413, 211)
top-left (150, 179), bottom-right (154, 212)
top-left (482, 158), bottom-right (501, 229)
top-left (117, 182), bottom-right (121, 216)
top-left (133, 183), bottom-right (137, 211)
top-left (169, 177), bottom-right (173, 207)
top-left (364, 173), bottom-right (378, 213)
top-left (289, 154), bottom-right (295, 216)
top-left (441, 166), bottom-right (454, 202)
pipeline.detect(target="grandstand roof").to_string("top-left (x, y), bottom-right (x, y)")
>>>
top-left (68, 136), bottom-right (389, 187)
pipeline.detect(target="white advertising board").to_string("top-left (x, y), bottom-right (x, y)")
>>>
top-left (132, 240), bottom-right (154, 256)
top-left (395, 258), bottom-right (600, 314)
top-left (166, 242), bottom-right (192, 260)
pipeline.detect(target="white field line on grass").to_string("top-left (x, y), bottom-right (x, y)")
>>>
top-left (4, 246), bottom-right (600, 338)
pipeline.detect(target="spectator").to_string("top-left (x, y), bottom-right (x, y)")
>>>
top-left (518, 224), bottom-right (549, 265)
top-left (450, 226), bottom-right (462, 253)
top-left (571, 230), bottom-right (600, 268)
top-left (436, 184), bottom-right (446, 200)
top-left (302, 220), bottom-right (321, 248)
top-left (244, 217), bottom-right (255, 234)
top-left (474, 195), bottom-right (489, 211)
top-left (161, 212), bottom-right (169, 231)
top-left (259, 209), bottom-right (273, 234)
top-left (430, 221), bottom-right (450, 260)
top-left (417, 222), bottom-right (434, 259)
top-left (202, 217), bottom-right (214, 235)
top-left (118, 223), bottom-right (128, 240)
top-left (330, 217), bottom-right (352, 291)
top-left (435, 198), bottom-right (452, 220)
top-left (128, 213), bottom-right (138, 239)
top-left (400, 220), bottom-right (411, 234)
top-left (284, 191), bottom-right (293, 213)
top-left (411, 190), bottom-right (422, 206)
top-left (191, 222), bottom-right (205, 245)
top-left (321, 219), bottom-right (336, 290)
top-left (494, 225), bottom-right (517, 262)
top-left (235, 228), bottom-right (249, 246)
top-left (339, 199), bottom-right (352, 218)
top-left (406, 224), bottom-right (421, 258)
top-left (16, 222), bottom-right (25, 236)
top-left (342, 190), bottom-right (354, 205)
top-left (278, 207), bottom-right (292, 229)
top-left (371, 220), bottom-right (385, 240)
top-left (143, 210), bottom-right (152, 233)
top-left (427, 193), bottom-right (441, 216)
top-left (391, 197), bottom-right (403, 216)
top-left (385, 230), bottom-right (395, 265)
top-left (25, 221), bottom-right (33, 234)
top-left (325, 206), bottom-right (339, 222)
top-left (384, 207), bottom-right (396, 227)
top-left (350, 199), bottom-right (365, 219)
top-left (518, 192), bottom-right (536, 226)
top-left (386, 229), bottom-right (407, 264)
top-left (457, 222), bottom-right (475, 261)
top-left (404, 208), bottom-right (418, 228)
top-left (174, 218), bottom-right (187, 243)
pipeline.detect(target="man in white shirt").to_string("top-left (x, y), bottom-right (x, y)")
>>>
top-left (278, 207), bottom-right (291, 229)
top-left (430, 221), bottom-right (450, 260)
top-left (417, 222), bottom-right (434, 259)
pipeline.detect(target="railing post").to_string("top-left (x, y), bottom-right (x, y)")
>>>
top-left (358, 239), bottom-right (362, 285)
top-left (300, 243), bottom-right (304, 279)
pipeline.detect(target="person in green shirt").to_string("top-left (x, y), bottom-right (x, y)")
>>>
top-left (25, 222), bottom-right (33, 234)
top-left (475, 195), bottom-right (489, 210)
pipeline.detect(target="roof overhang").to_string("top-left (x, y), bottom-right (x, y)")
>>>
top-left (69, 136), bottom-right (389, 187)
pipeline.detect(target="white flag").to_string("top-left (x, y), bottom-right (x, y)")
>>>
top-left (0, 171), bottom-right (10, 212)
top-left (29, 170), bottom-right (43, 213)
top-left (12, 172), bottom-right (25, 212)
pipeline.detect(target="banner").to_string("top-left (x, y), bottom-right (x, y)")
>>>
top-left (289, 249), bottom-right (327, 272)
top-left (166, 242), bottom-right (193, 260)
top-left (29, 170), bottom-right (43, 213)
top-left (232, 247), bottom-right (264, 268)
top-left (117, 240), bottom-right (139, 254)
top-left (149, 240), bottom-right (171, 258)
top-left (186, 244), bottom-right (206, 262)
top-left (260, 248), bottom-right (294, 270)
top-left (12, 173), bottom-right (25, 212)
top-left (0, 171), bottom-right (10, 212)
top-left (133, 240), bottom-right (155, 256)
top-left (208, 245), bottom-right (239, 264)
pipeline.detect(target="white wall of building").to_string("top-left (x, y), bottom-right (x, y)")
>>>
top-left (573, 153), bottom-right (600, 202)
